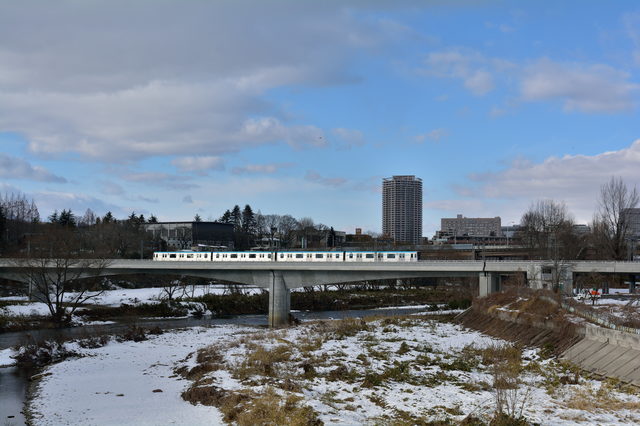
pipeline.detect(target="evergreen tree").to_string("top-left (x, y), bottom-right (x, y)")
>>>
top-left (0, 206), bottom-right (6, 244)
top-left (58, 209), bottom-right (76, 227)
top-left (242, 205), bottom-right (255, 235)
top-left (103, 211), bottom-right (115, 224)
top-left (230, 205), bottom-right (242, 231)
top-left (219, 210), bottom-right (232, 224)
top-left (49, 210), bottom-right (59, 224)
top-left (194, 214), bottom-right (202, 222)
top-left (148, 214), bottom-right (158, 223)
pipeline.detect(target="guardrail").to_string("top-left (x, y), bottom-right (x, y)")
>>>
top-left (542, 295), bottom-right (640, 336)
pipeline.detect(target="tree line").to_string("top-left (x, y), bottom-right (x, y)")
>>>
top-left (517, 176), bottom-right (639, 262)
top-left (217, 204), bottom-right (337, 250)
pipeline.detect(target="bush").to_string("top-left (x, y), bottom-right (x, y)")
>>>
top-left (13, 340), bottom-right (80, 368)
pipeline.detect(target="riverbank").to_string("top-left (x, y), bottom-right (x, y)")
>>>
top-left (1, 285), bottom-right (471, 332)
top-left (23, 313), bottom-right (640, 425)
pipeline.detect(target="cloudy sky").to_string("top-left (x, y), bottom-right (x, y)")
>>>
top-left (1, 0), bottom-right (640, 236)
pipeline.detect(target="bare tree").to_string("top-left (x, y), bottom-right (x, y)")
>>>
top-left (14, 226), bottom-right (109, 325)
top-left (518, 200), bottom-right (577, 260)
top-left (595, 176), bottom-right (639, 260)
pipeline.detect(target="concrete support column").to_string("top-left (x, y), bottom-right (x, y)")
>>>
top-left (560, 269), bottom-right (574, 296)
top-left (269, 271), bottom-right (290, 327)
top-left (527, 264), bottom-right (544, 290)
top-left (630, 274), bottom-right (637, 294)
top-left (478, 272), bottom-right (499, 297)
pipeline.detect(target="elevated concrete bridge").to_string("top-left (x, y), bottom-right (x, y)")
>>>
top-left (1, 259), bottom-right (639, 326)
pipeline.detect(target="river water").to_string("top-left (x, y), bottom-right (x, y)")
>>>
top-left (0, 306), bottom-right (428, 425)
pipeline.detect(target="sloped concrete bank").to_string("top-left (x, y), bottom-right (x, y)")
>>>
top-left (456, 306), bottom-right (582, 355)
top-left (562, 324), bottom-right (640, 386)
top-left (457, 300), bottom-right (640, 386)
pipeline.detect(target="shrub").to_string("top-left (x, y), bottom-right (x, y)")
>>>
top-left (13, 340), bottom-right (80, 368)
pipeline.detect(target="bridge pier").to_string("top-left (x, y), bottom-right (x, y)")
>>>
top-left (268, 271), bottom-right (291, 327)
top-left (478, 272), bottom-right (499, 297)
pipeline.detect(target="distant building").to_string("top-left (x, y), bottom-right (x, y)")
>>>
top-left (624, 208), bottom-right (640, 239)
top-left (572, 224), bottom-right (591, 235)
top-left (144, 221), bottom-right (234, 250)
top-left (440, 214), bottom-right (502, 238)
top-left (382, 175), bottom-right (423, 245)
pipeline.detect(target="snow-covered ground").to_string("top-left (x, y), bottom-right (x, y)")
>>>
top-left (26, 317), bottom-right (640, 425)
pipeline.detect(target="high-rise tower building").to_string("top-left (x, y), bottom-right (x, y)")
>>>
top-left (382, 175), bottom-right (423, 244)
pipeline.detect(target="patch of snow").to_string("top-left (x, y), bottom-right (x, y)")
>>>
top-left (0, 348), bottom-right (16, 367)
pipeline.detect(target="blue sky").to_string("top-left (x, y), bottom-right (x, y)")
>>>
top-left (1, 0), bottom-right (640, 236)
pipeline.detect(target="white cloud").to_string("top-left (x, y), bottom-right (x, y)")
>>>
top-left (100, 181), bottom-right (125, 196)
top-left (305, 170), bottom-right (347, 187)
top-left (455, 140), bottom-right (640, 222)
top-left (415, 128), bottom-right (448, 143)
top-left (0, 153), bottom-right (66, 183)
top-left (0, 2), bottom-right (391, 162)
top-left (172, 156), bottom-right (225, 174)
top-left (332, 128), bottom-right (365, 148)
top-left (423, 48), bottom-right (511, 96)
top-left (231, 163), bottom-right (293, 175)
top-left (520, 59), bottom-right (638, 112)
top-left (34, 190), bottom-right (123, 218)
top-left (120, 171), bottom-right (199, 190)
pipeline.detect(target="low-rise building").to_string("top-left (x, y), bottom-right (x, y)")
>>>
top-left (439, 214), bottom-right (502, 238)
top-left (144, 221), bottom-right (234, 250)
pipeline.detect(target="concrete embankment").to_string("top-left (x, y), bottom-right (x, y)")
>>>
top-left (456, 307), bottom-right (582, 355)
top-left (458, 300), bottom-right (640, 386)
top-left (562, 325), bottom-right (640, 386)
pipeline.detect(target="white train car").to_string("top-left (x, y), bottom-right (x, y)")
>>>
top-left (210, 251), bottom-right (274, 262)
top-left (153, 251), bottom-right (212, 261)
top-left (276, 251), bottom-right (343, 262)
top-left (343, 251), bottom-right (417, 262)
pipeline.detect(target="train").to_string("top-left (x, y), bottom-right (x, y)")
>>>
top-left (152, 250), bottom-right (418, 263)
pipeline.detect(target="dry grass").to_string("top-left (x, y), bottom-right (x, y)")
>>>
top-left (224, 387), bottom-right (322, 426)
top-left (565, 379), bottom-right (640, 412)
top-left (231, 344), bottom-right (292, 381)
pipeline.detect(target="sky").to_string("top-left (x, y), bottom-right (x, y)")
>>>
top-left (1, 0), bottom-right (640, 237)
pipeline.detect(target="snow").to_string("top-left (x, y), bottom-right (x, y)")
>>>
top-left (0, 347), bottom-right (16, 367)
top-left (29, 327), bottom-right (237, 425)
top-left (1, 302), bottom-right (51, 317)
top-left (27, 318), bottom-right (640, 425)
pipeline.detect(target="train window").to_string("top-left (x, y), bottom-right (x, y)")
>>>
top-left (365, 254), bottom-right (374, 259)
top-left (230, 254), bottom-right (237, 258)
top-left (315, 254), bottom-right (323, 258)
top-left (335, 254), bottom-right (340, 258)
top-left (170, 254), bottom-right (176, 258)
top-left (288, 254), bottom-right (292, 258)
top-left (279, 254), bottom-right (284, 258)
top-left (187, 254), bottom-right (193, 258)
top-left (399, 254), bottom-right (404, 258)
top-left (378, 254), bottom-right (383, 258)
top-left (249, 254), bottom-right (256, 259)
top-left (216, 254), bottom-right (220, 258)
top-left (296, 254), bottom-right (303, 259)
top-left (387, 254), bottom-right (395, 259)
top-left (349, 253), bottom-right (353, 258)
